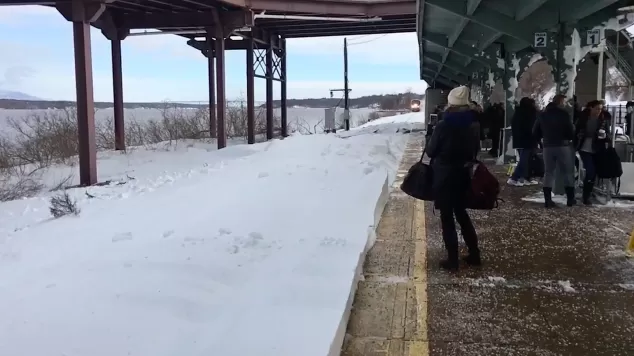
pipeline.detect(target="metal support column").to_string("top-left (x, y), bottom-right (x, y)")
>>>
top-left (482, 69), bottom-right (492, 108)
top-left (597, 29), bottom-right (605, 100)
top-left (280, 37), bottom-right (288, 137)
top-left (111, 36), bottom-right (125, 151)
top-left (206, 29), bottom-right (217, 139)
top-left (266, 35), bottom-right (274, 140)
top-left (246, 36), bottom-right (255, 144)
top-left (72, 4), bottom-right (97, 186)
top-left (502, 49), bottom-right (515, 163)
top-left (215, 28), bottom-right (227, 149)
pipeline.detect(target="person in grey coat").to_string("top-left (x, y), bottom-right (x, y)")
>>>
top-left (533, 95), bottom-right (576, 207)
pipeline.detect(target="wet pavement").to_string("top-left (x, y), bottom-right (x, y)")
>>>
top-left (342, 132), bottom-right (634, 356)
top-left (426, 156), bottom-right (634, 355)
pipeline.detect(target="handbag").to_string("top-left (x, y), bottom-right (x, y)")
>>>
top-left (529, 152), bottom-right (545, 178)
top-left (400, 148), bottom-right (434, 201)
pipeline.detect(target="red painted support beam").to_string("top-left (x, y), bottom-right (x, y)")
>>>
top-left (215, 27), bottom-right (227, 149)
top-left (111, 37), bottom-right (125, 151)
top-left (246, 36), bottom-right (256, 144)
top-left (71, 1), bottom-right (98, 186)
top-left (280, 37), bottom-right (288, 138)
top-left (206, 29), bottom-right (217, 139)
top-left (265, 34), bottom-right (274, 140)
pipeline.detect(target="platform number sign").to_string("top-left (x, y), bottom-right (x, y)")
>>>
top-left (587, 29), bottom-right (601, 45)
top-left (534, 32), bottom-right (547, 48)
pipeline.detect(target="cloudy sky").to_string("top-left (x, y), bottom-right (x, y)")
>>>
top-left (0, 6), bottom-right (427, 102)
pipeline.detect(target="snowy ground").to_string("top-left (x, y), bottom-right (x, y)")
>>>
top-left (0, 113), bottom-right (424, 356)
top-left (522, 190), bottom-right (634, 209)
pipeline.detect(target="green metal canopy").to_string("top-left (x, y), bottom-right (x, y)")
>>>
top-left (417, 0), bottom-right (634, 89)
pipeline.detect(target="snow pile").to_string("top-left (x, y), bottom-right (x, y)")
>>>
top-left (0, 120), bottom-right (410, 356)
top-left (358, 112), bottom-right (425, 129)
top-left (521, 191), bottom-right (634, 209)
top-left (557, 280), bottom-right (577, 293)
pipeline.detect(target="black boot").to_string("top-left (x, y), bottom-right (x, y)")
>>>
top-left (582, 182), bottom-right (594, 205)
top-left (543, 187), bottom-right (557, 208)
top-left (439, 247), bottom-right (459, 272)
top-left (462, 251), bottom-right (482, 266)
top-left (565, 186), bottom-right (576, 207)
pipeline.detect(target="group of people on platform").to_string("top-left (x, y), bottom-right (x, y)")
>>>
top-left (423, 85), bottom-right (625, 272)
top-left (508, 95), bottom-right (618, 207)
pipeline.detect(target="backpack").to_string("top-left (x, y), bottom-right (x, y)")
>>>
top-left (467, 161), bottom-right (501, 210)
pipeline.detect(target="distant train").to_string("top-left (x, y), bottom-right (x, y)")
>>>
top-left (410, 99), bottom-right (421, 112)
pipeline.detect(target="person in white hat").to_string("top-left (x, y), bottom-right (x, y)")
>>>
top-left (425, 85), bottom-right (481, 271)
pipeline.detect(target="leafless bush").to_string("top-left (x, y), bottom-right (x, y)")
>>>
top-left (0, 100), bottom-right (286, 201)
top-left (0, 165), bottom-right (43, 202)
top-left (367, 111), bottom-right (381, 122)
top-left (291, 117), bottom-right (324, 134)
top-left (2, 109), bottom-right (79, 168)
top-left (49, 190), bottom-right (80, 218)
top-left (605, 62), bottom-right (629, 102)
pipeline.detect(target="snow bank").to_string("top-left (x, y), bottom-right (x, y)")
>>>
top-left (0, 125), bottom-right (409, 356)
top-left (522, 191), bottom-right (634, 209)
top-left (358, 112), bottom-right (425, 129)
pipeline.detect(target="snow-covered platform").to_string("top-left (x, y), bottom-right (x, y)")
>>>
top-left (424, 159), bottom-right (634, 355)
top-left (0, 114), bottom-right (426, 356)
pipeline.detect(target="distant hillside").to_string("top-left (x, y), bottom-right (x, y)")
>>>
top-left (0, 92), bottom-right (423, 110)
top-left (269, 92), bottom-right (424, 109)
top-left (0, 99), bottom-right (207, 110)
top-left (0, 90), bottom-right (42, 101)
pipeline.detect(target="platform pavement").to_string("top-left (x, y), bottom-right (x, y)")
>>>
top-left (342, 132), bottom-right (634, 356)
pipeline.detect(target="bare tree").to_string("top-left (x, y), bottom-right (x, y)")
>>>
top-left (517, 60), bottom-right (555, 107)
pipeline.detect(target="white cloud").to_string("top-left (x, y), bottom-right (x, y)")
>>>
top-left (0, 5), bottom-right (426, 101)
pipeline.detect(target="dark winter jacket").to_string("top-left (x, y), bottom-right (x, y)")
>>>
top-left (426, 107), bottom-right (479, 208)
top-left (574, 108), bottom-right (611, 152)
top-left (533, 102), bottom-right (574, 147)
top-left (511, 100), bottom-right (538, 149)
top-left (484, 104), bottom-right (504, 140)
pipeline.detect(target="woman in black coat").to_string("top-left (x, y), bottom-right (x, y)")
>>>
top-left (574, 100), bottom-right (611, 205)
top-left (508, 97), bottom-right (538, 186)
top-left (426, 86), bottom-right (481, 271)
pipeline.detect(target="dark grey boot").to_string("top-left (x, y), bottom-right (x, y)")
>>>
top-left (543, 187), bottom-right (557, 208)
top-left (565, 186), bottom-right (576, 207)
top-left (582, 182), bottom-right (594, 205)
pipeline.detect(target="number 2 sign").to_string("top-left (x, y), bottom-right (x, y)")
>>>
top-left (534, 32), bottom-right (547, 48)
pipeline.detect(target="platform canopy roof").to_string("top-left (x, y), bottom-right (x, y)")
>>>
top-left (417, 0), bottom-right (634, 89)
top-left (0, 0), bottom-right (417, 48)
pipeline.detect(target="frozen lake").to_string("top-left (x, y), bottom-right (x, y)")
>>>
top-left (0, 107), bottom-right (379, 135)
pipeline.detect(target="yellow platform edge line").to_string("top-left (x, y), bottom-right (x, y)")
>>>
top-left (410, 199), bottom-right (429, 356)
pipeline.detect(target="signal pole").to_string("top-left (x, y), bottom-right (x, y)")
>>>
top-left (329, 38), bottom-right (352, 132)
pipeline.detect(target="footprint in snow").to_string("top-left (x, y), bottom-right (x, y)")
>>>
top-left (258, 172), bottom-right (269, 178)
top-left (162, 230), bottom-right (175, 238)
top-left (112, 232), bottom-right (133, 243)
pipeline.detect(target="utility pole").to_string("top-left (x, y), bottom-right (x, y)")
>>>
top-left (328, 38), bottom-right (352, 132)
top-left (344, 37), bottom-right (350, 131)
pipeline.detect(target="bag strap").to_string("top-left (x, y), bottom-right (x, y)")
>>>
top-left (419, 147), bottom-right (427, 163)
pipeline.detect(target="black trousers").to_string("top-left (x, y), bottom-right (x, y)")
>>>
top-left (490, 128), bottom-right (500, 155)
top-left (439, 205), bottom-right (479, 260)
